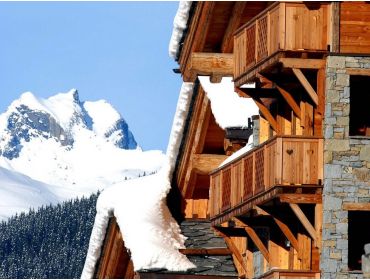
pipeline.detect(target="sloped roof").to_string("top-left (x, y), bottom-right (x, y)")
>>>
top-left (138, 220), bottom-right (237, 278)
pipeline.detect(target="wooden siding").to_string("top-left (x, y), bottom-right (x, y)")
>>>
top-left (340, 2), bottom-right (370, 53)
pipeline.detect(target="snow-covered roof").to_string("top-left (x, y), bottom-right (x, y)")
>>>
top-left (169, 1), bottom-right (192, 59)
top-left (81, 83), bottom-right (195, 278)
top-left (198, 76), bottom-right (258, 129)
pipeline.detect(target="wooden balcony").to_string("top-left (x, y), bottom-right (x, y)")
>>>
top-left (209, 136), bottom-right (323, 225)
top-left (233, 2), bottom-right (330, 86)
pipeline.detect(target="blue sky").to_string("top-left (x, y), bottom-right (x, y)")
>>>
top-left (0, 1), bottom-right (182, 152)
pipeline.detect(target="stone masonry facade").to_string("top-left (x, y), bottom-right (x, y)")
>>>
top-left (321, 56), bottom-right (370, 278)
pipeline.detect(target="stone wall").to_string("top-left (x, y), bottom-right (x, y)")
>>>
top-left (321, 56), bottom-right (370, 278)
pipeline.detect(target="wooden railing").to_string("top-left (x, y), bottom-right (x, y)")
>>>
top-left (209, 136), bottom-right (323, 218)
top-left (234, 3), bottom-right (280, 79)
top-left (234, 2), bottom-right (329, 80)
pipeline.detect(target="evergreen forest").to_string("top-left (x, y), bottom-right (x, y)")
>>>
top-left (0, 192), bottom-right (99, 278)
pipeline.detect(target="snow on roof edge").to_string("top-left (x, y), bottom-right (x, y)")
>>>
top-left (165, 82), bottom-right (195, 176)
top-left (169, 1), bottom-right (192, 59)
top-left (198, 76), bottom-right (259, 129)
top-left (81, 82), bottom-right (195, 278)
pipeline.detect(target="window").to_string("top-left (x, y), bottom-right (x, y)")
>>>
top-left (348, 211), bottom-right (370, 271)
top-left (349, 76), bottom-right (370, 136)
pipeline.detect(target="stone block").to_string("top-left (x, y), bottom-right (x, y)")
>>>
top-left (336, 74), bottom-right (350, 87)
top-left (324, 195), bottom-right (342, 210)
top-left (353, 168), bottom-right (370, 181)
top-left (328, 56), bottom-right (346, 68)
top-left (325, 117), bottom-right (337, 125)
top-left (336, 223), bottom-right (348, 235)
top-left (325, 164), bottom-right (342, 178)
top-left (325, 103), bottom-right (332, 117)
top-left (325, 139), bottom-right (350, 151)
top-left (330, 252), bottom-right (342, 259)
top-left (323, 211), bottom-right (332, 223)
top-left (327, 89), bottom-right (340, 102)
top-left (337, 239), bottom-right (347, 250)
top-left (345, 57), bottom-right (359, 63)
top-left (325, 126), bottom-right (334, 139)
top-left (343, 87), bottom-right (350, 98)
top-left (324, 151), bottom-right (333, 163)
top-left (336, 117), bottom-right (348, 126)
top-left (360, 146), bottom-right (370, 162)
top-left (345, 62), bottom-right (361, 68)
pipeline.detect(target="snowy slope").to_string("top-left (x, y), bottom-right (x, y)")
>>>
top-left (0, 90), bottom-right (165, 221)
top-left (0, 166), bottom-right (62, 221)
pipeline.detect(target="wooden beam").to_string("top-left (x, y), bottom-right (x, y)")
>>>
top-left (190, 52), bottom-right (233, 77)
top-left (330, 2), bottom-right (340, 53)
top-left (233, 218), bottom-right (271, 264)
top-left (346, 68), bottom-right (370, 76)
top-left (277, 86), bottom-right (302, 119)
top-left (212, 227), bottom-right (249, 276)
top-left (278, 194), bottom-right (322, 204)
top-left (343, 203), bottom-right (370, 211)
top-left (257, 74), bottom-right (301, 119)
top-left (179, 248), bottom-right (231, 256)
top-left (254, 97), bottom-right (280, 134)
top-left (235, 87), bottom-right (252, 98)
top-left (279, 58), bottom-right (326, 69)
top-left (180, 97), bottom-right (211, 197)
top-left (254, 206), bottom-right (300, 256)
top-left (192, 154), bottom-right (227, 175)
top-left (292, 68), bottom-right (318, 106)
top-left (289, 203), bottom-right (318, 244)
top-left (221, 2), bottom-right (246, 53)
top-left (181, 2), bottom-right (215, 82)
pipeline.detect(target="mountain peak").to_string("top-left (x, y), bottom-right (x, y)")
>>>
top-left (0, 90), bottom-right (137, 159)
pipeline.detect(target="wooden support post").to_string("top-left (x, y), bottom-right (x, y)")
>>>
top-left (292, 68), bottom-right (318, 106)
top-left (315, 203), bottom-right (323, 251)
top-left (212, 227), bottom-right (249, 277)
top-left (330, 2), bottom-right (340, 53)
top-left (233, 218), bottom-right (271, 264)
top-left (289, 203), bottom-right (318, 246)
top-left (254, 206), bottom-right (300, 257)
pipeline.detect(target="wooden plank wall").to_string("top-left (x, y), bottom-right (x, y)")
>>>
top-left (183, 199), bottom-right (208, 219)
top-left (284, 3), bottom-right (328, 51)
top-left (340, 2), bottom-right (370, 53)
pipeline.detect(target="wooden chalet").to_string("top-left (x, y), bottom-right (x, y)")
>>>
top-left (88, 1), bottom-right (370, 279)
top-left (172, 1), bottom-right (370, 279)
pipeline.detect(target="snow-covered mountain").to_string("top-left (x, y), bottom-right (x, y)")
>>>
top-left (0, 89), bottom-right (165, 221)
